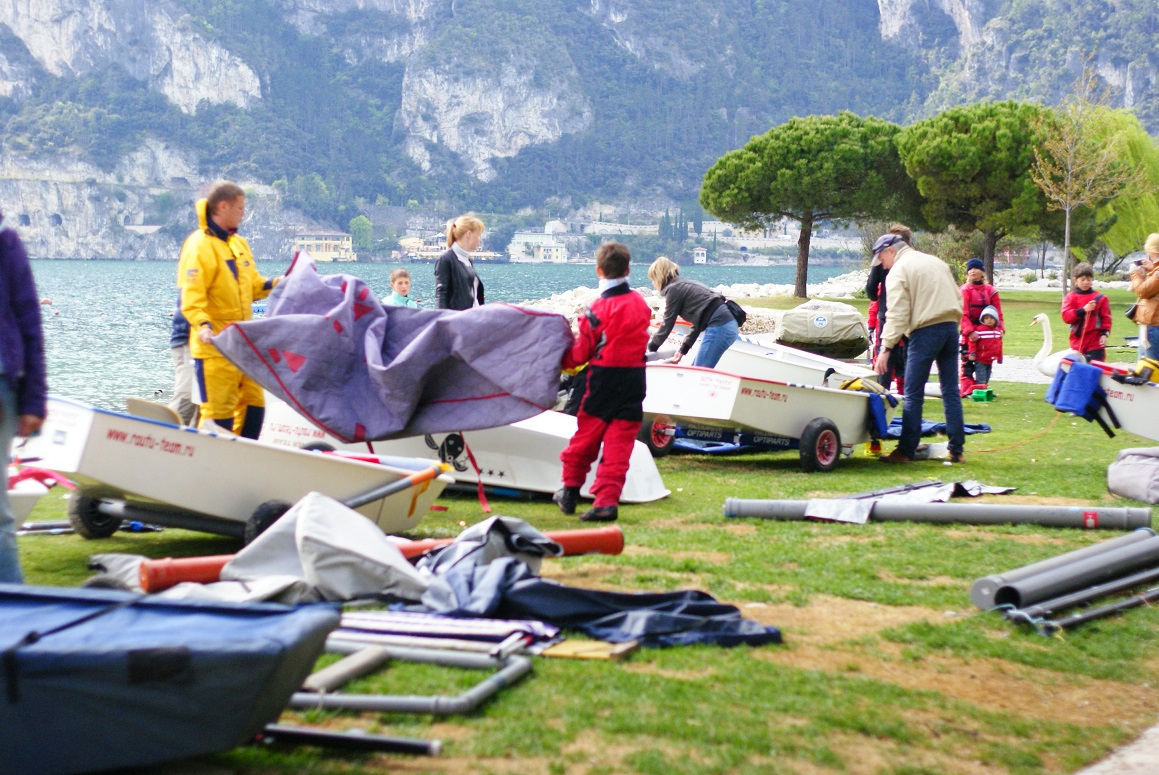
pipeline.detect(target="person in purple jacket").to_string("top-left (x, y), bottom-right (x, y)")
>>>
top-left (1, 211), bottom-right (47, 583)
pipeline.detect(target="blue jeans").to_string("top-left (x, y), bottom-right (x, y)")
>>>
top-left (900, 321), bottom-right (965, 457)
top-left (973, 361), bottom-right (992, 386)
top-left (692, 319), bottom-right (739, 368)
top-left (0, 379), bottom-right (24, 583)
top-left (1143, 325), bottom-right (1159, 360)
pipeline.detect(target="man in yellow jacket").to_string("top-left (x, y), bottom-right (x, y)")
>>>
top-left (178, 182), bottom-right (279, 438)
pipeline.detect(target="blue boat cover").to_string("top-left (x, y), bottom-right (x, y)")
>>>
top-left (415, 556), bottom-right (782, 648)
top-left (0, 584), bottom-right (338, 775)
top-left (885, 418), bottom-right (991, 438)
top-left (213, 257), bottom-right (573, 442)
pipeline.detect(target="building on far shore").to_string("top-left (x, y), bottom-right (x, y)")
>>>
top-left (693, 247), bottom-right (707, 264)
top-left (294, 230), bottom-right (356, 262)
top-left (509, 229), bottom-right (569, 262)
top-left (400, 234), bottom-right (505, 262)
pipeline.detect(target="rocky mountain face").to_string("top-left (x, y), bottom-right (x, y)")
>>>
top-left (0, 0), bottom-right (1154, 258)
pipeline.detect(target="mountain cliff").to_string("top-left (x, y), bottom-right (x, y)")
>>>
top-left (0, 0), bottom-right (1154, 258)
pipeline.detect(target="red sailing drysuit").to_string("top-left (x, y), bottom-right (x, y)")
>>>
top-left (559, 282), bottom-right (651, 508)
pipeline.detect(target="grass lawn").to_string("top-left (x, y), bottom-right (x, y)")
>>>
top-left (16, 290), bottom-right (1158, 774)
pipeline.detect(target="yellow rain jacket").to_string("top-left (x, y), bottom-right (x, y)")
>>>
top-left (178, 198), bottom-right (277, 359)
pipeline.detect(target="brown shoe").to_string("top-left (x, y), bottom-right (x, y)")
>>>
top-left (950, 452), bottom-right (965, 463)
top-left (879, 449), bottom-right (914, 464)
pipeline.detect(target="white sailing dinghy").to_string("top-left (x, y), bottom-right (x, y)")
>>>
top-left (642, 363), bottom-right (896, 472)
top-left (260, 395), bottom-right (670, 504)
top-left (710, 335), bottom-right (877, 387)
top-left (1062, 359), bottom-right (1159, 442)
top-left (18, 397), bottom-right (452, 540)
top-left (6, 475), bottom-right (49, 522)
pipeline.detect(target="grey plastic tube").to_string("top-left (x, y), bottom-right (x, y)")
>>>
top-left (288, 655), bottom-right (532, 716)
top-left (302, 646), bottom-right (392, 693)
top-left (723, 498), bottom-right (1152, 531)
top-left (289, 639), bottom-right (532, 716)
top-left (970, 528), bottom-right (1156, 609)
top-left (989, 534), bottom-right (1159, 608)
top-left (1014, 564), bottom-right (1159, 620)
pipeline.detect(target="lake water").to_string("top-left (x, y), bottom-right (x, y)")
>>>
top-left (29, 259), bottom-right (850, 410)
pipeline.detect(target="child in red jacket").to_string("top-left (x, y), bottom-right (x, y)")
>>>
top-left (967, 305), bottom-right (1003, 387)
top-left (553, 242), bottom-right (651, 522)
top-left (1061, 262), bottom-right (1112, 362)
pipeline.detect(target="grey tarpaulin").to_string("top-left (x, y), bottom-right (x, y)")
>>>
top-left (804, 479), bottom-right (1016, 524)
top-left (213, 256), bottom-right (574, 443)
top-left (1107, 447), bottom-right (1159, 504)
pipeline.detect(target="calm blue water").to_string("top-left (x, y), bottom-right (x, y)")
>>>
top-left (29, 259), bottom-right (850, 410)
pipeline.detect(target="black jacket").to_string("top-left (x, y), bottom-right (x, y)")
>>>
top-left (647, 277), bottom-right (726, 355)
top-left (434, 248), bottom-right (485, 310)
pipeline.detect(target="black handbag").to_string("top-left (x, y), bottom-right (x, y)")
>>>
top-left (723, 298), bottom-right (747, 326)
top-left (1125, 303), bottom-right (1139, 322)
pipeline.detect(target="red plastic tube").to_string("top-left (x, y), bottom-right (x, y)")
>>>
top-left (139, 525), bottom-right (625, 592)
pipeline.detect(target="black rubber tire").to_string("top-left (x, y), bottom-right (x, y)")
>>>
top-left (799, 418), bottom-right (841, 473)
top-left (637, 416), bottom-right (675, 458)
top-left (245, 500), bottom-right (292, 545)
top-left (67, 494), bottom-right (121, 539)
top-left (301, 442), bottom-right (336, 452)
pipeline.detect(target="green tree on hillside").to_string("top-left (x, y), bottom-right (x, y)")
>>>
top-left (1030, 65), bottom-right (1144, 293)
top-left (1078, 110), bottom-right (1159, 273)
top-left (896, 100), bottom-right (1051, 281)
top-left (700, 111), bottom-right (920, 297)
top-left (348, 215), bottom-right (372, 255)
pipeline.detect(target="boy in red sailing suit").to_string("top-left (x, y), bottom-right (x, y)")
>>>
top-left (553, 242), bottom-right (651, 523)
top-left (1060, 262), bottom-right (1112, 362)
top-left (959, 257), bottom-right (1003, 396)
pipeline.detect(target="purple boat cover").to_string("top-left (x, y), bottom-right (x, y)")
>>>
top-left (213, 257), bottom-right (573, 443)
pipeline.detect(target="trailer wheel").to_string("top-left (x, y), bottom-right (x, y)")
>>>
top-left (245, 500), bottom-right (292, 545)
top-left (800, 418), bottom-right (841, 473)
top-left (68, 494), bottom-right (120, 539)
top-left (638, 416), bottom-right (675, 458)
top-left (302, 442), bottom-right (335, 452)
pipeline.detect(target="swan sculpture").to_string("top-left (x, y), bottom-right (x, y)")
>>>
top-left (1030, 313), bottom-right (1080, 377)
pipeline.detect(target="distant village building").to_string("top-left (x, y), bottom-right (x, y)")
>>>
top-left (693, 247), bottom-right (707, 264)
top-left (536, 243), bottom-right (568, 263)
top-left (399, 233), bottom-right (503, 262)
top-left (509, 228), bottom-right (569, 262)
top-left (294, 230), bottom-right (356, 262)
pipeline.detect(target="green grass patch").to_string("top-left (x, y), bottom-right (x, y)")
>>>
top-left (16, 290), bottom-right (1158, 773)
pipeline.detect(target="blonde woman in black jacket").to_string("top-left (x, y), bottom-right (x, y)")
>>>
top-left (434, 215), bottom-right (485, 310)
top-left (646, 257), bottom-right (739, 367)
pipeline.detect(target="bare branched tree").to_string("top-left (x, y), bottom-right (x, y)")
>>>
top-left (1031, 57), bottom-right (1145, 295)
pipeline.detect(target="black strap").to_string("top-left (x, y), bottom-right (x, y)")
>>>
top-left (4, 595), bottom-right (145, 703)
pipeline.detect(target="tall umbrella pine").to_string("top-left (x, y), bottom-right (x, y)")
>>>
top-left (895, 100), bottom-right (1051, 283)
top-left (700, 111), bottom-right (920, 298)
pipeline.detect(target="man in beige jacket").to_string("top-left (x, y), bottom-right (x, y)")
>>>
top-left (871, 233), bottom-right (966, 464)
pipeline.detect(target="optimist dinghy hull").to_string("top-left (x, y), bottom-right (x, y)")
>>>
top-left (19, 397), bottom-right (452, 536)
top-left (261, 397), bottom-right (669, 503)
top-left (642, 364), bottom-right (894, 471)
top-left (1081, 361), bottom-right (1159, 442)
top-left (6, 473), bottom-right (48, 522)
top-left (709, 336), bottom-right (876, 388)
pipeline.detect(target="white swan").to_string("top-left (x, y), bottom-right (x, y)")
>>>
top-left (1030, 313), bottom-right (1080, 377)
